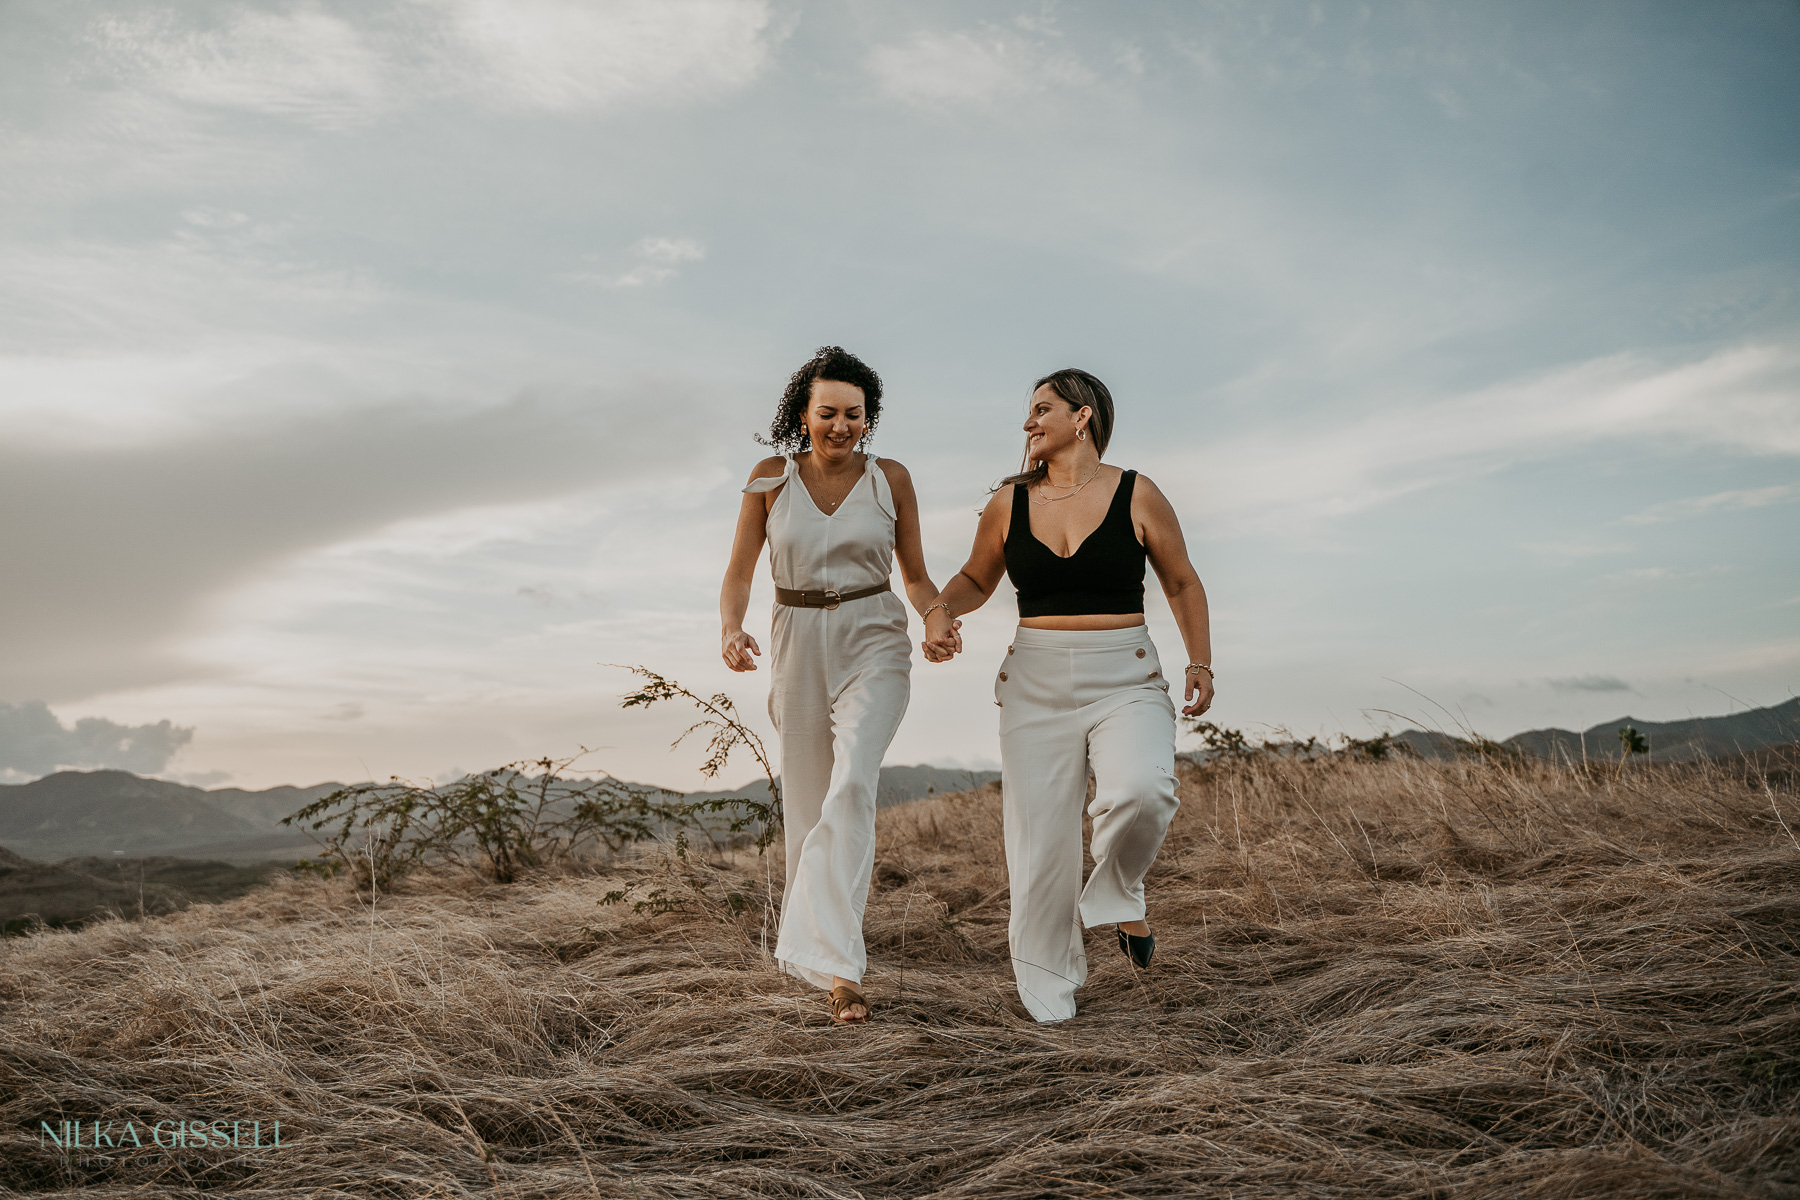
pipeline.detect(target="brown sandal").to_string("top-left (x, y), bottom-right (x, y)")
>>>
top-left (828, 984), bottom-right (871, 1023)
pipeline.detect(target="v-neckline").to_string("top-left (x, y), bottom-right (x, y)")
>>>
top-left (795, 453), bottom-right (868, 520)
top-left (1026, 471), bottom-right (1125, 559)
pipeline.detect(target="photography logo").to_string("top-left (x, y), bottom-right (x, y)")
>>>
top-left (37, 1118), bottom-right (283, 1152)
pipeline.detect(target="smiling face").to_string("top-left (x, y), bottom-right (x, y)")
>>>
top-left (804, 379), bottom-right (867, 462)
top-left (1023, 383), bottom-right (1091, 463)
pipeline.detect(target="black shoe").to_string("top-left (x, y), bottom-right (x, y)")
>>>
top-left (1117, 927), bottom-right (1155, 969)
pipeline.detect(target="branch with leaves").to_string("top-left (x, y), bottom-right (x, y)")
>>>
top-left (277, 667), bottom-right (783, 888)
top-left (614, 664), bottom-right (783, 851)
top-left (281, 753), bottom-right (684, 888)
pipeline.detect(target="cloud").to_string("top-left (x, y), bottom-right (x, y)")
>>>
top-left (1623, 483), bottom-right (1800, 524)
top-left (1519, 540), bottom-right (1633, 558)
top-left (0, 384), bottom-right (710, 702)
top-left (90, 7), bottom-right (389, 130)
top-left (0, 700), bottom-right (194, 779)
top-left (1161, 340), bottom-right (1800, 537)
top-left (0, 228), bottom-right (389, 449)
top-left (70, 1), bottom-right (776, 135)
top-left (634, 237), bottom-right (706, 264)
top-left (566, 236), bottom-right (707, 288)
top-left (446, 0), bottom-right (774, 112)
top-left (1602, 566), bottom-right (1731, 585)
top-left (1547, 675), bottom-right (1632, 694)
top-left (867, 27), bottom-right (1094, 108)
top-left (168, 768), bottom-right (233, 787)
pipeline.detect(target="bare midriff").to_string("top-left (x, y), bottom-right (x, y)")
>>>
top-left (1018, 613), bottom-right (1146, 630)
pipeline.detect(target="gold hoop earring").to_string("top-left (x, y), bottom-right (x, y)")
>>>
top-left (1077, 429), bottom-right (1087, 441)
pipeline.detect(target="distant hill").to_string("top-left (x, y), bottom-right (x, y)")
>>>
top-left (1395, 697), bottom-right (1800, 763)
top-left (201, 783), bottom-right (357, 829)
top-left (0, 846), bottom-right (288, 933)
top-left (0, 762), bottom-right (1001, 930)
top-left (0, 763), bottom-right (1000, 864)
top-left (0, 845), bottom-right (181, 932)
top-left (685, 764), bottom-right (1000, 812)
top-left (873, 764), bottom-right (1001, 806)
top-left (9, 699), bottom-right (1788, 864)
top-left (0, 770), bottom-right (342, 863)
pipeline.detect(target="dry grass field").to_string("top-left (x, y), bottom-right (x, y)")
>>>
top-left (2, 751), bottom-right (1796, 1198)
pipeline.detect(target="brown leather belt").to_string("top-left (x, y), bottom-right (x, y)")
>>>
top-left (775, 579), bottom-right (891, 609)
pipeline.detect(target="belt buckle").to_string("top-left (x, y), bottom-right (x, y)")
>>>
top-left (822, 588), bottom-right (841, 610)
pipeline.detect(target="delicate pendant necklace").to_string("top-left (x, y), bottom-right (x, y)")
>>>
top-left (805, 455), bottom-right (853, 511)
top-left (1031, 462), bottom-right (1101, 505)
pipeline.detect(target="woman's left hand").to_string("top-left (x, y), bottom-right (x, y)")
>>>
top-left (921, 607), bottom-right (962, 662)
top-left (1182, 668), bottom-right (1214, 717)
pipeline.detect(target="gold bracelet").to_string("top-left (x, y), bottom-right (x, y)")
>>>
top-left (923, 601), bottom-right (952, 620)
top-left (1185, 663), bottom-right (1214, 678)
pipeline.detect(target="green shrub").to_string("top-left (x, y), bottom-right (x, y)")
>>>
top-left (281, 667), bottom-right (784, 890)
top-left (282, 755), bottom-right (682, 889)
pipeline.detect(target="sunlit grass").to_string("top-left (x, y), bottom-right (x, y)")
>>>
top-left (2, 749), bottom-right (1795, 1197)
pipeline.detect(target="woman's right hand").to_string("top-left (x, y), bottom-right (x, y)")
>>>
top-left (722, 628), bottom-right (761, 672)
top-left (922, 609), bottom-right (962, 662)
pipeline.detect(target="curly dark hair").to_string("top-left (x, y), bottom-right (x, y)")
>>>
top-left (761, 346), bottom-right (883, 453)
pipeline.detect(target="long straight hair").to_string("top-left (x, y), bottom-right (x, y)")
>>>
top-left (997, 368), bottom-right (1116, 491)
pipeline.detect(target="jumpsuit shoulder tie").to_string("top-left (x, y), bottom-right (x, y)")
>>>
top-left (743, 454), bottom-right (798, 495)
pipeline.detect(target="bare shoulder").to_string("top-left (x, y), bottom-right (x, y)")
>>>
top-left (875, 457), bottom-right (912, 486)
top-left (746, 455), bottom-right (787, 484)
top-left (1130, 471), bottom-right (1174, 508)
top-left (1128, 472), bottom-right (1185, 541)
top-left (980, 484), bottom-right (1016, 534)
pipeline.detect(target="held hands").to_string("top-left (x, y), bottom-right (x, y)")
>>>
top-left (1182, 667), bottom-right (1215, 717)
top-left (722, 629), bottom-right (761, 672)
top-left (921, 607), bottom-right (962, 663)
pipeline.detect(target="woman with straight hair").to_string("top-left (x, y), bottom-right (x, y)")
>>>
top-left (919, 368), bottom-right (1214, 1022)
top-left (720, 346), bottom-right (949, 1024)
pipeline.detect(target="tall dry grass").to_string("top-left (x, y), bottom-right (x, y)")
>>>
top-left (1, 752), bottom-right (1795, 1198)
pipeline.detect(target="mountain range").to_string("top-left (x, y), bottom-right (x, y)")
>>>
top-left (0, 764), bottom-right (1000, 864)
top-left (1391, 697), bottom-right (1800, 763)
top-left (0, 771), bottom-right (342, 864)
top-left (5, 699), bottom-right (1791, 864)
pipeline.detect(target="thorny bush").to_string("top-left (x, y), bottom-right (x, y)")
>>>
top-left (282, 754), bottom-right (683, 889)
top-left (283, 666), bottom-right (784, 888)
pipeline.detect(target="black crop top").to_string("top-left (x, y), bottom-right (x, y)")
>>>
top-left (1005, 469), bottom-right (1146, 617)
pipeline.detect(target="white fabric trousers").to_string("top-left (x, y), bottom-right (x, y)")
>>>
top-left (769, 591), bottom-right (912, 990)
top-left (996, 624), bottom-right (1180, 1022)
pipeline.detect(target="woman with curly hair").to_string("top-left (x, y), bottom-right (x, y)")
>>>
top-left (719, 346), bottom-right (948, 1024)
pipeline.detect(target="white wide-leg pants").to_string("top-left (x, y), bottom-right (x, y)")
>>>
top-left (996, 625), bottom-right (1179, 1022)
top-left (770, 592), bottom-right (912, 990)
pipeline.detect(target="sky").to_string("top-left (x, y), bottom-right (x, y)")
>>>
top-left (2, 0), bottom-right (1797, 790)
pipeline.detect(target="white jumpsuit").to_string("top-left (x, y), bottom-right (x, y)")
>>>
top-left (745, 454), bottom-right (912, 990)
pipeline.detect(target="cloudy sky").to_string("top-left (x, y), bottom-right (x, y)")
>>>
top-left (2, 0), bottom-right (1797, 790)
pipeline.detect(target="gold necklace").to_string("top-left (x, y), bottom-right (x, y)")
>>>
top-left (803, 454), bottom-right (858, 511)
top-left (1030, 462), bottom-right (1101, 505)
